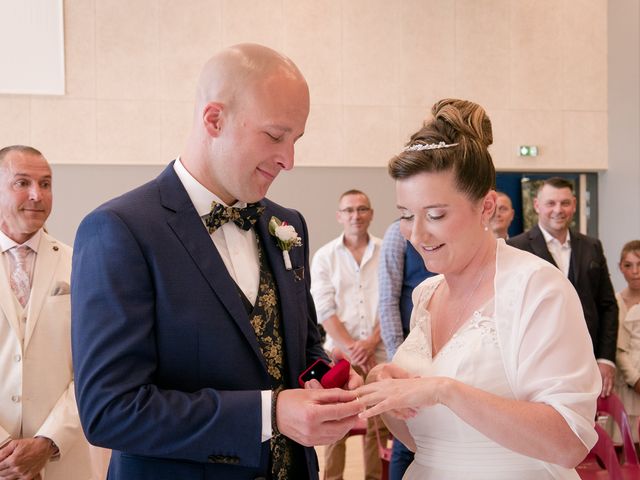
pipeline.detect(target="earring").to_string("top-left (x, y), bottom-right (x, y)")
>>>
top-left (483, 225), bottom-right (489, 232)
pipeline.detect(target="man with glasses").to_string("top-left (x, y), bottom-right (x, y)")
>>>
top-left (311, 189), bottom-right (388, 480)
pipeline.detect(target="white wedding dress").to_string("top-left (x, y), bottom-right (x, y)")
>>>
top-left (393, 289), bottom-right (554, 479)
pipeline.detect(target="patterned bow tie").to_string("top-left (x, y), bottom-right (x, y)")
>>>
top-left (205, 201), bottom-right (265, 233)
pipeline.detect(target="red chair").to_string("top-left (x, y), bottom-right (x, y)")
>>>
top-left (577, 424), bottom-right (624, 480)
top-left (346, 416), bottom-right (391, 480)
top-left (373, 417), bottom-right (392, 480)
top-left (597, 393), bottom-right (640, 467)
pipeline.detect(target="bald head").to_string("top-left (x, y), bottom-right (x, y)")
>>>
top-left (182, 44), bottom-right (310, 204)
top-left (194, 43), bottom-right (307, 119)
top-left (0, 145), bottom-right (53, 243)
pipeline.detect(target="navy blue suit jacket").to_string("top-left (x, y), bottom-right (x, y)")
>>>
top-left (508, 225), bottom-right (618, 363)
top-left (71, 163), bottom-right (326, 479)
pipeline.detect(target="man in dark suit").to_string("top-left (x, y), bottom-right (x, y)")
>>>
top-left (508, 177), bottom-right (618, 397)
top-left (71, 44), bottom-right (362, 480)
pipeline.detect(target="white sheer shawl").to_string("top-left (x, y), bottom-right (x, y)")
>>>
top-left (410, 239), bottom-right (600, 478)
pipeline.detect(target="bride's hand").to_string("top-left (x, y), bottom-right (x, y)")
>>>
top-left (356, 376), bottom-right (450, 420)
top-left (365, 362), bottom-right (411, 384)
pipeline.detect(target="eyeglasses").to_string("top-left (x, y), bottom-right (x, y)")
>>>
top-left (338, 207), bottom-right (371, 215)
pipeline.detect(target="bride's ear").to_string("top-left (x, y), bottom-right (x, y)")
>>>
top-left (481, 190), bottom-right (497, 226)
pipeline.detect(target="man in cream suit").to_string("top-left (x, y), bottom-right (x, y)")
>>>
top-left (0, 145), bottom-right (92, 480)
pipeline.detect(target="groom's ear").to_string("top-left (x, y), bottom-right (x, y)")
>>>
top-left (203, 102), bottom-right (224, 137)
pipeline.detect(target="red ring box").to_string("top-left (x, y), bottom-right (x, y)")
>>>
top-left (298, 358), bottom-right (350, 388)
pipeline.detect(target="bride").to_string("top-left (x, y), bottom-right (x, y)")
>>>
top-left (356, 99), bottom-right (601, 479)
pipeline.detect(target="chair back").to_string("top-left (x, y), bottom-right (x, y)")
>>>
top-left (373, 416), bottom-right (391, 480)
top-left (597, 393), bottom-right (640, 466)
top-left (576, 424), bottom-right (624, 480)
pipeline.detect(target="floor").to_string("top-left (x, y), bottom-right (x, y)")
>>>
top-left (316, 435), bottom-right (366, 479)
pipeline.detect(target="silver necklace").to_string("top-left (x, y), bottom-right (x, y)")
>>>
top-left (432, 262), bottom-right (489, 356)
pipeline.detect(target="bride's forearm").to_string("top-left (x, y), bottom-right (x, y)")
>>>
top-left (438, 379), bottom-right (588, 468)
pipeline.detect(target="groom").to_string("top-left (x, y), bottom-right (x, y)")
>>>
top-left (71, 44), bottom-right (362, 480)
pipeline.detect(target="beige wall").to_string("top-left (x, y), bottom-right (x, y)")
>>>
top-left (0, 0), bottom-right (607, 170)
top-left (601, 0), bottom-right (640, 291)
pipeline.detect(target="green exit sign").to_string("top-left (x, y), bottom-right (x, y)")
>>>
top-left (519, 145), bottom-right (538, 157)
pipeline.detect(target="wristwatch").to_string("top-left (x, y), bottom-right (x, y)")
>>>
top-left (35, 436), bottom-right (60, 459)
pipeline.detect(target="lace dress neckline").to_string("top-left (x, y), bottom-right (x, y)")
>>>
top-left (422, 278), bottom-right (494, 359)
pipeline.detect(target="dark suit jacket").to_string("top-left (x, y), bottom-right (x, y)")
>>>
top-left (508, 225), bottom-right (618, 363)
top-left (71, 162), bottom-right (326, 480)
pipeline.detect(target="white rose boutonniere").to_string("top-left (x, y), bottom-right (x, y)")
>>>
top-left (268, 216), bottom-right (302, 270)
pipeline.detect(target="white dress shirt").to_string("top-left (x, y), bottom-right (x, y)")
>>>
top-left (310, 233), bottom-right (385, 362)
top-left (0, 229), bottom-right (42, 344)
top-left (538, 224), bottom-right (571, 278)
top-left (173, 159), bottom-right (272, 442)
top-left (173, 159), bottom-right (260, 304)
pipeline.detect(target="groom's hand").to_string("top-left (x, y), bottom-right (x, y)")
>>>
top-left (275, 388), bottom-right (362, 446)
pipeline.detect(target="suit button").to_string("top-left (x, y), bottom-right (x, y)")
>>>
top-left (14, 354), bottom-right (21, 362)
top-left (11, 395), bottom-right (20, 403)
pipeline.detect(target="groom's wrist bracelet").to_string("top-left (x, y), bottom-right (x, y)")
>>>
top-left (272, 388), bottom-right (282, 436)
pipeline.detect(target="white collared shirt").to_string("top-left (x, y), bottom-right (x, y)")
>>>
top-left (173, 159), bottom-right (272, 441)
top-left (0, 229), bottom-right (42, 344)
top-left (539, 224), bottom-right (571, 278)
top-left (173, 159), bottom-right (259, 304)
top-left (310, 233), bottom-right (385, 362)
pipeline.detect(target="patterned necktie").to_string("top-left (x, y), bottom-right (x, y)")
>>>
top-left (204, 201), bottom-right (265, 233)
top-left (8, 245), bottom-right (31, 307)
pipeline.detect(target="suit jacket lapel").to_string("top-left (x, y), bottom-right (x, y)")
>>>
top-left (255, 211), bottom-right (301, 379)
top-left (157, 164), bottom-right (265, 364)
top-left (0, 253), bottom-right (20, 340)
top-left (24, 234), bottom-right (60, 349)
top-left (530, 225), bottom-right (558, 268)
top-left (569, 230), bottom-right (582, 282)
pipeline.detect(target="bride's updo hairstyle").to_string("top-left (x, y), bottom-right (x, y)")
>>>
top-left (389, 98), bottom-right (495, 202)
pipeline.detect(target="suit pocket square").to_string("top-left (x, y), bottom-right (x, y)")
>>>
top-left (293, 266), bottom-right (305, 282)
top-left (51, 281), bottom-right (70, 296)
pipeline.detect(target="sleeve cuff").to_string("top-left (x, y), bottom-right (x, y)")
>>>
top-left (596, 358), bottom-right (616, 369)
top-left (35, 436), bottom-right (60, 461)
top-left (261, 390), bottom-right (272, 443)
top-left (316, 309), bottom-right (336, 324)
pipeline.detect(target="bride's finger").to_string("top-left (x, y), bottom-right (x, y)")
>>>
top-left (356, 378), bottom-right (397, 397)
top-left (359, 404), bottom-right (385, 419)
top-left (391, 408), bottom-right (418, 420)
top-left (357, 396), bottom-right (399, 418)
top-left (355, 390), bottom-right (390, 408)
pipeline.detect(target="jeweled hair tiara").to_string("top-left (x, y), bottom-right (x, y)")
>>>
top-left (403, 141), bottom-right (459, 152)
